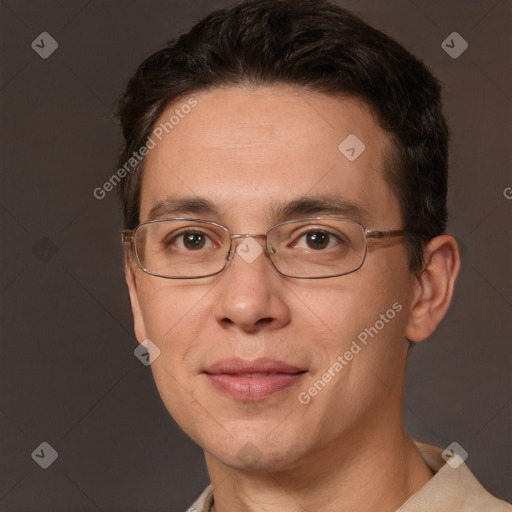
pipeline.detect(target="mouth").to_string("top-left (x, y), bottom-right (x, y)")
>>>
top-left (203, 358), bottom-right (307, 401)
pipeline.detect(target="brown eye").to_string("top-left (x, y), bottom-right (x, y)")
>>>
top-left (162, 230), bottom-right (212, 251)
top-left (305, 232), bottom-right (329, 250)
top-left (182, 232), bottom-right (206, 250)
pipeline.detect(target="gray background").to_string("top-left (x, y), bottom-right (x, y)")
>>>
top-left (0, 0), bottom-right (511, 510)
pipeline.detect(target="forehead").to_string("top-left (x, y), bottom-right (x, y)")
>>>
top-left (140, 85), bottom-right (401, 229)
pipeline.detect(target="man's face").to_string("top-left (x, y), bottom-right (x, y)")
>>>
top-left (127, 86), bottom-right (417, 471)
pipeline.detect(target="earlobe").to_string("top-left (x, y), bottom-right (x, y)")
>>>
top-left (405, 235), bottom-right (461, 343)
top-left (124, 254), bottom-right (148, 344)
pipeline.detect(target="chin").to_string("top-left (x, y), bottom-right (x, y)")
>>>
top-left (202, 429), bottom-right (306, 473)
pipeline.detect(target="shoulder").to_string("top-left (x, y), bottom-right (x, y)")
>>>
top-left (399, 441), bottom-right (512, 511)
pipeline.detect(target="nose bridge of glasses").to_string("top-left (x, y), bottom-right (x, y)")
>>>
top-left (227, 233), bottom-right (270, 260)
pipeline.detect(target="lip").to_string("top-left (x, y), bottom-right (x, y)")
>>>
top-left (203, 357), bottom-right (307, 401)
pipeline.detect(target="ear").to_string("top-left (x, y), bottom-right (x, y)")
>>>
top-left (124, 252), bottom-right (148, 344)
top-left (405, 235), bottom-right (461, 342)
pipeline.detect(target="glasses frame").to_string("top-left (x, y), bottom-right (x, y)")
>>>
top-left (121, 217), bottom-right (406, 280)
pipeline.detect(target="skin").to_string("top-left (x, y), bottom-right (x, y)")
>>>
top-left (125, 85), bottom-right (460, 512)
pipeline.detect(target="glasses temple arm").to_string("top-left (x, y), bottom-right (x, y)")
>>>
top-left (365, 229), bottom-right (407, 239)
top-left (121, 231), bottom-right (134, 243)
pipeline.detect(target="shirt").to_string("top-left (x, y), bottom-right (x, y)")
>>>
top-left (186, 441), bottom-right (512, 512)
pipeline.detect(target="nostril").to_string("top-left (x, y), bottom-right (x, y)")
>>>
top-left (255, 317), bottom-right (273, 328)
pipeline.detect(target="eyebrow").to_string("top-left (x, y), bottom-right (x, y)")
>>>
top-left (146, 194), bottom-right (369, 224)
top-left (271, 195), bottom-right (368, 223)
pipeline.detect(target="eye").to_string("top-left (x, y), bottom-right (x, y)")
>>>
top-left (304, 231), bottom-right (330, 250)
top-left (181, 232), bottom-right (208, 250)
top-left (165, 229), bottom-right (214, 251)
top-left (292, 229), bottom-right (345, 250)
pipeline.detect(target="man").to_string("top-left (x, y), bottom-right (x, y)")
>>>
top-left (117, 1), bottom-right (512, 510)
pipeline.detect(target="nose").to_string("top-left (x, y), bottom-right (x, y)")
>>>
top-left (213, 236), bottom-right (291, 333)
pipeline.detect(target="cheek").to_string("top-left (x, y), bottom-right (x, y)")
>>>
top-left (299, 249), bottom-right (411, 377)
top-left (136, 280), bottom-right (212, 427)
top-left (137, 282), bottom-right (177, 338)
top-left (294, 270), bottom-right (407, 347)
top-left (136, 278), bottom-right (212, 356)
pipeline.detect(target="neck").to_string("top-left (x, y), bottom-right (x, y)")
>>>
top-left (205, 427), bottom-right (433, 512)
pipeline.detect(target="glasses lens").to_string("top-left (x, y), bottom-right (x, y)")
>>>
top-left (268, 218), bottom-right (366, 278)
top-left (134, 220), bottom-right (230, 278)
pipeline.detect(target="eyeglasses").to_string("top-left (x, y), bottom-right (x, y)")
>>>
top-left (121, 217), bottom-right (406, 279)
